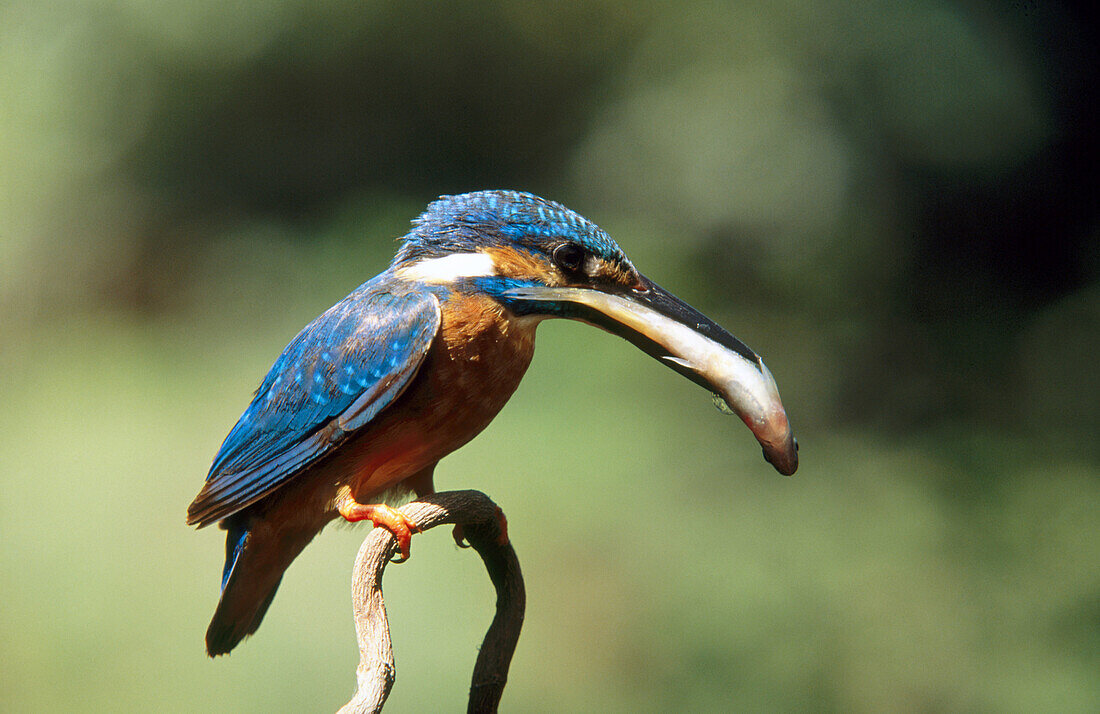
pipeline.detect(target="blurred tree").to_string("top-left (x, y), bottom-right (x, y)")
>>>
top-left (127, 1), bottom-right (646, 217)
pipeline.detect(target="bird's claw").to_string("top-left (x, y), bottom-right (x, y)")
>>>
top-left (452, 524), bottom-right (472, 549)
top-left (338, 499), bottom-right (420, 562)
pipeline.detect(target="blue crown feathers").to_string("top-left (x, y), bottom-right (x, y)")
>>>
top-left (394, 190), bottom-right (626, 265)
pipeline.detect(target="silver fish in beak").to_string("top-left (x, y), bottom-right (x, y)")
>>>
top-left (505, 276), bottom-right (799, 475)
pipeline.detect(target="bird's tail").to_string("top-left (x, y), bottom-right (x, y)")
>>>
top-left (205, 514), bottom-right (317, 656)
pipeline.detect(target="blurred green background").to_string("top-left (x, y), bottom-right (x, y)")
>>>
top-left (2, 1), bottom-right (1097, 711)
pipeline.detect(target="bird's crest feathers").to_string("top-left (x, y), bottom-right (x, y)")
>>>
top-left (395, 190), bottom-right (626, 266)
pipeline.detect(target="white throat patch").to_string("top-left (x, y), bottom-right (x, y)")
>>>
top-left (396, 252), bottom-right (497, 284)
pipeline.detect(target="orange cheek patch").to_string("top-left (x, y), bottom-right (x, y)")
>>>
top-left (488, 246), bottom-right (563, 285)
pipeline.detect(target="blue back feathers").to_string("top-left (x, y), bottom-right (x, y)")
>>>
top-left (395, 190), bottom-right (626, 266)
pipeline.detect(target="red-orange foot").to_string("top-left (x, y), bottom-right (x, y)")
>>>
top-left (451, 506), bottom-right (510, 549)
top-left (338, 498), bottom-right (420, 562)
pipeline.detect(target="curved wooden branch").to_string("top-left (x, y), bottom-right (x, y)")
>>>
top-left (337, 490), bottom-right (525, 714)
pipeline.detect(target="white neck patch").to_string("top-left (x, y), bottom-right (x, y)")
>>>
top-left (396, 252), bottom-right (497, 284)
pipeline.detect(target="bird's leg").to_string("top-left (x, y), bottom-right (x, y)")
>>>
top-left (451, 505), bottom-right (510, 549)
top-left (337, 494), bottom-right (420, 563)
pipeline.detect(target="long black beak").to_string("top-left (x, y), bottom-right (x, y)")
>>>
top-left (503, 275), bottom-right (798, 475)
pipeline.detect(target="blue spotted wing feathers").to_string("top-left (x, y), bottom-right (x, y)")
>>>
top-left (187, 276), bottom-right (441, 527)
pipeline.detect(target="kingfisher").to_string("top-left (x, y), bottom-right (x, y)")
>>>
top-left (188, 190), bottom-right (797, 656)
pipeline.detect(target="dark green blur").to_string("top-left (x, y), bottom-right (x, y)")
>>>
top-left (2, 1), bottom-right (1096, 711)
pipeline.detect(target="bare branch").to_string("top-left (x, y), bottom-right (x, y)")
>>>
top-left (337, 490), bottom-right (525, 714)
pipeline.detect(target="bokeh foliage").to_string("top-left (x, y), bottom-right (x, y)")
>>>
top-left (2, 1), bottom-right (1096, 711)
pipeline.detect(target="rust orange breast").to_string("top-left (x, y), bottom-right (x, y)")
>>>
top-left (339, 292), bottom-right (538, 499)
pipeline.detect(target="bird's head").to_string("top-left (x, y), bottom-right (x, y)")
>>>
top-left (394, 190), bottom-right (798, 475)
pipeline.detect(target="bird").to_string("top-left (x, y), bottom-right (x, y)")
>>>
top-left (187, 190), bottom-right (797, 656)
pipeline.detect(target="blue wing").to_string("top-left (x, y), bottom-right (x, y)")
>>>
top-left (187, 275), bottom-right (441, 527)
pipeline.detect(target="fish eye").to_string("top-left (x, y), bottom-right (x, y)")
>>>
top-left (552, 242), bottom-right (587, 274)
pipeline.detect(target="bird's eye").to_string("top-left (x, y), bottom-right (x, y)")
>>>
top-left (552, 242), bottom-right (587, 274)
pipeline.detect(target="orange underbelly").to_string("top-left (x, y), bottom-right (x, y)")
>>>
top-left (343, 294), bottom-right (538, 500)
